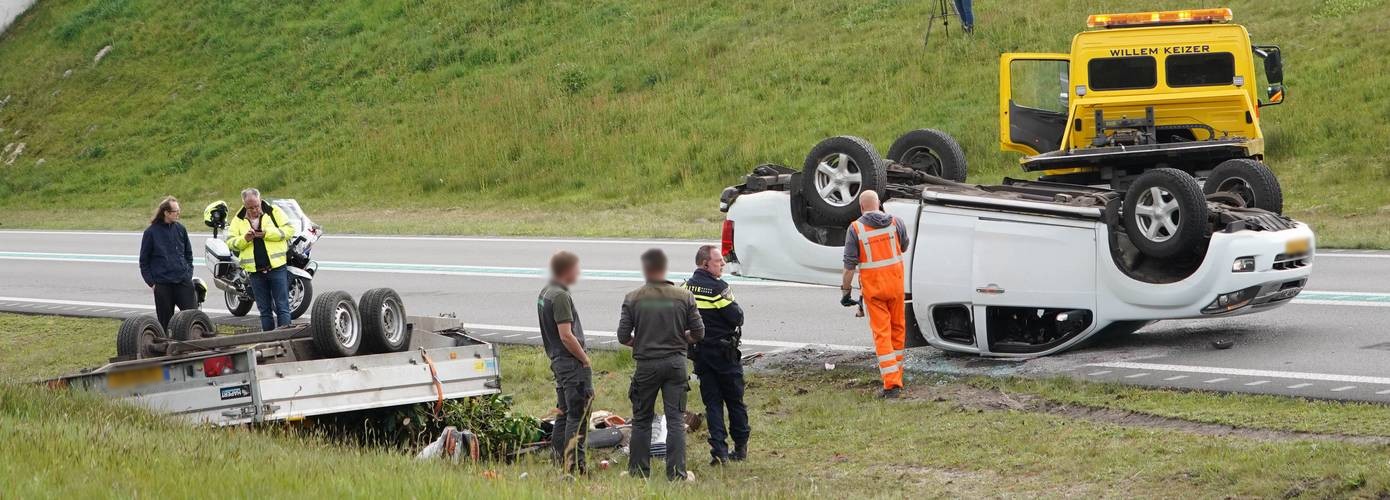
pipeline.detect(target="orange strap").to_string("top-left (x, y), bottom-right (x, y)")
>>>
top-left (419, 347), bottom-right (445, 420)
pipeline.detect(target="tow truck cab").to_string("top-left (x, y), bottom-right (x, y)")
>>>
top-left (1000, 8), bottom-right (1285, 185)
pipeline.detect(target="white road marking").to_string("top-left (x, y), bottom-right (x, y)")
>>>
top-left (1244, 380), bottom-right (1269, 386)
top-left (1288, 383), bottom-right (1313, 389)
top-left (1203, 378), bottom-right (1229, 383)
top-left (1086, 361), bottom-right (1390, 386)
top-left (527, 336), bottom-right (540, 340)
top-left (1314, 252), bottom-right (1390, 259)
top-left (1163, 375), bottom-right (1188, 381)
top-left (1376, 389), bottom-right (1390, 395)
top-left (1124, 373), bottom-right (1149, 378)
top-left (503, 334), bottom-right (521, 338)
top-left (1086, 370), bottom-right (1112, 376)
top-left (1330, 386), bottom-right (1356, 392)
top-left (0, 230), bottom-right (711, 246)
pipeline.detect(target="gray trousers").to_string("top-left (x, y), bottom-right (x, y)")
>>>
top-left (550, 357), bottom-right (593, 474)
top-left (627, 354), bottom-right (689, 480)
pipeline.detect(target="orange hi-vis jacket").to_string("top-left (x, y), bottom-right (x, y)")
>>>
top-left (851, 218), bottom-right (907, 390)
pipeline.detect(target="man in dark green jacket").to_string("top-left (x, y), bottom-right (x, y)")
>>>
top-left (617, 248), bottom-right (704, 481)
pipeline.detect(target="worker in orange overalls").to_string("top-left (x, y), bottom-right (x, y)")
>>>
top-left (840, 191), bottom-right (910, 399)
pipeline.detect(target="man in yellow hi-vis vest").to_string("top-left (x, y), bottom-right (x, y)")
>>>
top-left (840, 191), bottom-right (910, 398)
top-left (227, 188), bottom-right (295, 331)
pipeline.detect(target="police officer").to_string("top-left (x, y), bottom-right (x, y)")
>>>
top-left (684, 245), bottom-right (749, 465)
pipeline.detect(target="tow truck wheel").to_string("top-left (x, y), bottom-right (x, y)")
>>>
top-left (360, 288), bottom-right (410, 353)
top-left (288, 275), bottom-right (313, 320)
top-left (311, 291), bottom-right (361, 358)
top-left (169, 309), bottom-right (216, 342)
top-left (800, 135), bottom-right (887, 225)
top-left (887, 129), bottom-right (968, 182)
top-left (225, 289), bottom-right (253, 317)
top-left (1123, 168), bottom-right (1210, 259)
top-left (116, 314), bottom-right (164, 359)
top-left (1203, 158), bottom-right (1283, 214)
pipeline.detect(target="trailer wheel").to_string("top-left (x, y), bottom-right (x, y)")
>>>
top-left (288, 275), bottom-right (313, 320)
top-left (311, 291), bottom-right (361, 358)
top-left (1123, 168), bottom-right (1210, 259)
top-left (117, 315), bottom-right (164, 359)
top-left (800, 136), bottom-right (887, 225)
top-left (360, 288), bottom-right (410, 353)
top-left (1203, 158), bottom-right (1283, 214)
top-left (886, 129), bottom-right (968, 182)
top-left (169, 309), bottom-right (217, 341)
top-left (225, 289), bottom-right (253, 317)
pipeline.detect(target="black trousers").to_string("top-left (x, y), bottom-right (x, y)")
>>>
top-left (153, 280), bottom-right (197, 329)
top-left (694, 346), bottom-right (750, 459)
top-left (550, 357), bottom-right (593, 474)
top-left (628, 354), bottom-right (689, 481)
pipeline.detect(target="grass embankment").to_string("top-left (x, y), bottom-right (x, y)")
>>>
top-left (0, 0), bottom-right (1387, 244)
top-left (6, 313), bottom-right (1390, 497)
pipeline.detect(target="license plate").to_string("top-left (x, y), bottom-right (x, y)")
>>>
top-left (108, 366), bottom-right (164, 389)
top-left (1285, 237), bottom-right (1311, 255)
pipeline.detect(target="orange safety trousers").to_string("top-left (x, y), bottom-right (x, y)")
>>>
top-left (852, 220), bottom-right (906, 390)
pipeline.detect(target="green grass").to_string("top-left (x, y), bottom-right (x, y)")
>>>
top-left (0, 0), bottom-right (1387, 244)
top-left (7, 312), bottom-right (1390, 497)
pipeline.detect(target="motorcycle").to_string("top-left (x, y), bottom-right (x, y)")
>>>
top-left (202, 199), bottom-right (322, 320)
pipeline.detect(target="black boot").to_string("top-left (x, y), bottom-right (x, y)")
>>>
top-left (709, 455), bottom-right (729, 466)
top-left (730, 442), bottom-right (747, 462)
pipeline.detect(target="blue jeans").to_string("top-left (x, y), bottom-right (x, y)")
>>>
top-left (954, 0), bottom-right (974, 28)
top-left (249, 266), bottom-right (291, 331)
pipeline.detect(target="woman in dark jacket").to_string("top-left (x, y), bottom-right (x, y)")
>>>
top-left (140, 196), bottom-right (196, 329)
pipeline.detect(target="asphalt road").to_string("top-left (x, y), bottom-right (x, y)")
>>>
top-left (2, 230), bottom-right (1388, 402)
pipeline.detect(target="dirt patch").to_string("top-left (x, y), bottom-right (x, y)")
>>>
top-left (757, 348), bottom-right (1390, 446)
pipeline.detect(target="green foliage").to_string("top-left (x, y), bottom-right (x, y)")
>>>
top-left (438, 394), bottom-right (543, 459)
top-left (0, 0), bottom-right (1386, 245)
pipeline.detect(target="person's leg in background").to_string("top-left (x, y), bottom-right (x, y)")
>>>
top-left (627, 362), bottom-right (660, 478)
top-left (173, 280), bottom-right (198, 313)
top-left (660, 355), bottom-right (690, 481)
top-left (954, 0), bottom-right (974, 32)
top-left (268, 266), bottom-right (292, 328)
top-left (695, 352), bottom-right (730, 463)
top-left (721, 363), bottom-right (750, 461)
top-left (248, 272), bottom-right (275, 331)
top-left (153, 284), bottom-right (176, 329)
top-left (551, 382), bottom-right (569, 464)
top-left (557, 361), bottom-right (592, 474)
top-left (866, 294), bottom-right (903, 393)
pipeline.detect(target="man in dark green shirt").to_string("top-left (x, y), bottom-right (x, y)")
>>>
top-left (537, 251), bottom-right (592, 475)
top-left (617, 248), bottom-right (704, 481)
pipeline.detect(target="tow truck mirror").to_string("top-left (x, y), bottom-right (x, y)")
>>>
top-left (1263, 50), bottom-right (1283, 85)
top-left (1266, 83), bottom-right (1285, 105)
top-left (1254, 45), bottom-right (1284, 107)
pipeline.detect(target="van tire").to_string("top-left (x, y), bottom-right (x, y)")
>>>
top-left (887, 129), bottom-right (968, 182)
top-left (800, 136), bottom-right (887, 225)
top-left (1123, 168), bottom-right (1210, 259)
top-left (1203, 158), bottom-right (1283, 214)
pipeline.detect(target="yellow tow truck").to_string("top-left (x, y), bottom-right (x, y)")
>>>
top-left (998, 8), bottom-right (1286, 256)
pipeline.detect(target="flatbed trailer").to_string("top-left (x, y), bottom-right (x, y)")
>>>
top-left (47, 315), bottom-right (501, 426)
